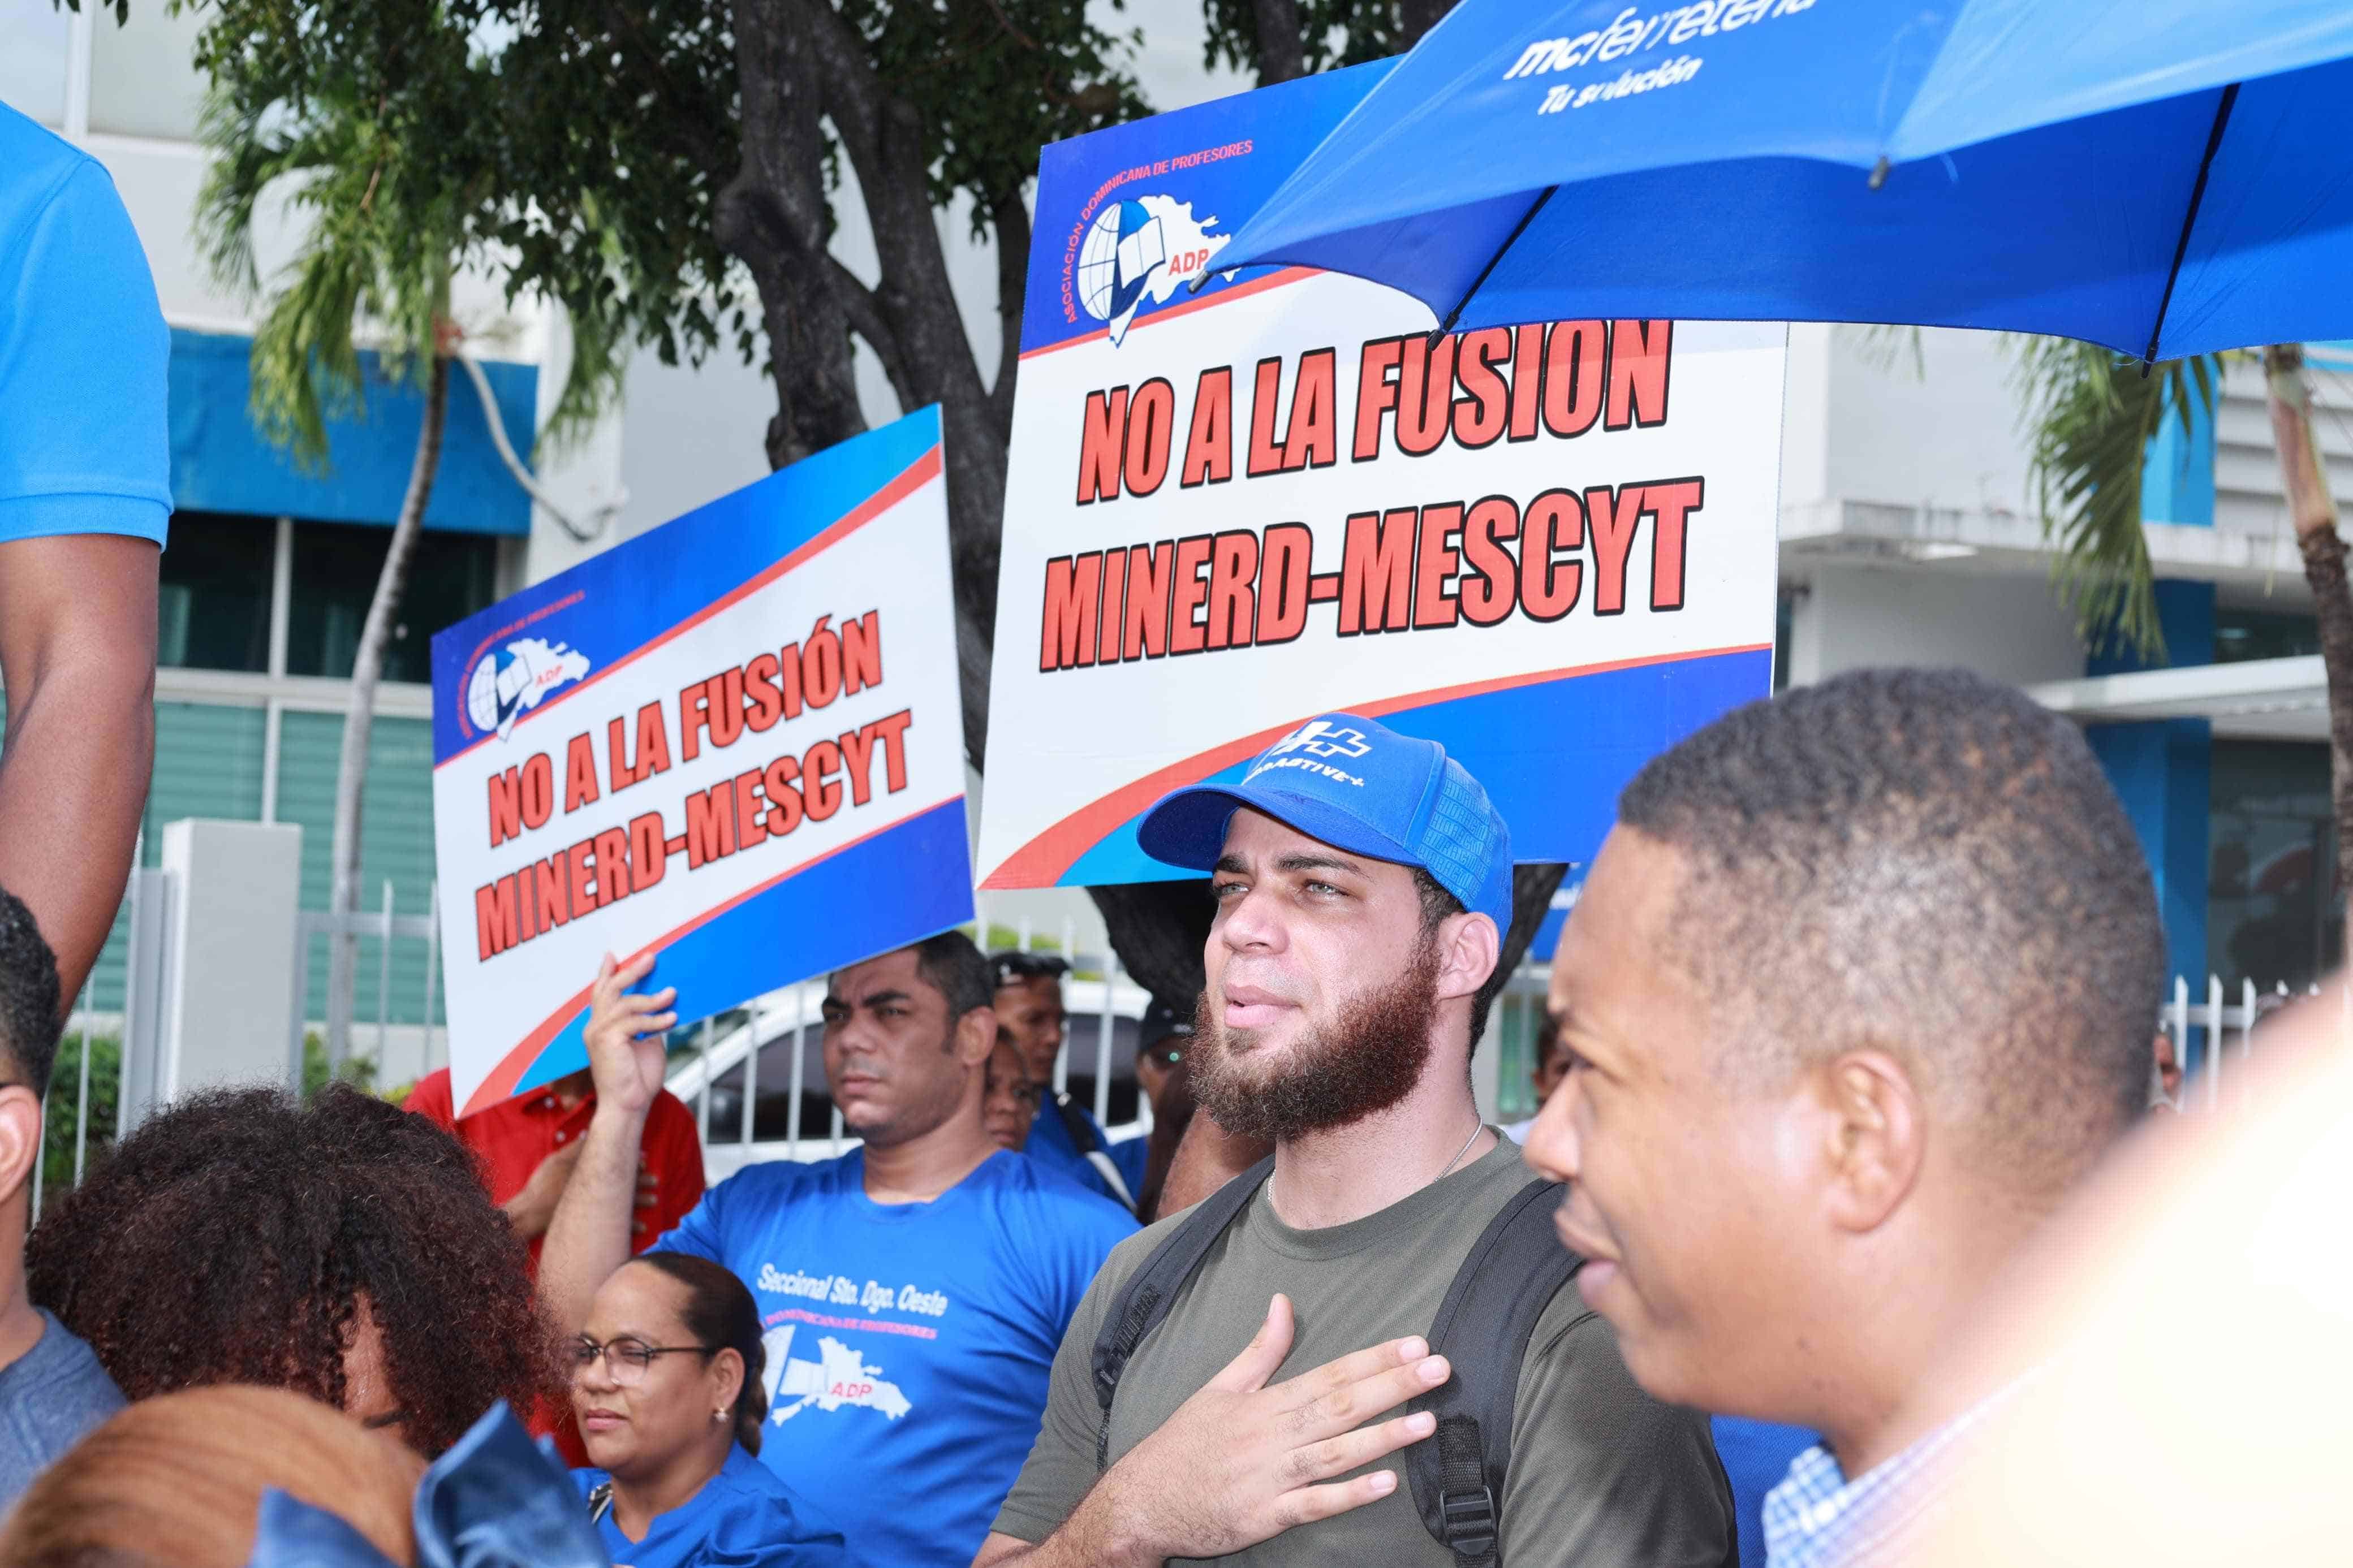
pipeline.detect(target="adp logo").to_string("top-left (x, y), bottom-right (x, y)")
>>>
top-left (1075, 194), bottom-right (1232, 347)
top-left (466, 637), bottom-right (591, 740)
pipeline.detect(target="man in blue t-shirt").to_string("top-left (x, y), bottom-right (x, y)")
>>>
top-left (544, 932), bottom-right (1136, 1568)
top-left (990, 952), bottom-right (1148, 1210)
top-left (0, 885), bottom-right (124, 1509)
top-left (0, 102), bottom-right (170, 1010)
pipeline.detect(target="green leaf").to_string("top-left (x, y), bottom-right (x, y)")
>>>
top-left (2011, 336), bottom-right (2227, 664)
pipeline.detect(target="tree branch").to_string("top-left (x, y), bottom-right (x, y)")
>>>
top-left (986, 185), bottom-right (1029, 441)
top-left (826, 255), bottom-right (917, 411)
top-left (1400, 0), bottom-right (1456, 47)
top-left (1251, 0), bottom-right (1306, 84)
top-left (719, 0), bottom-right (865, 467)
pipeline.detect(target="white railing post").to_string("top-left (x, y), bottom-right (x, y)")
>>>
top-left (422, 881), bottom-right (442, 1079)
top-left (70, 983), bottom-right (93, 1187)
top-left (29, 1079), bottom-right (49, 1222)
top-left (695, 1014), bottom-right (712, 1155)
top-left (788, 982), bottom-right (808, 1159)
top-left (2204, 974), bottom-right (2224, 1112)
top-left (2166, 976), bottom-right (2188, 1111)
top-left (376, 880), bottom-right (395, 1072)
top-left (1095, 945), bottom-right (1117, 1129)
top-left (741, 1001), bottom-right (762, 1150)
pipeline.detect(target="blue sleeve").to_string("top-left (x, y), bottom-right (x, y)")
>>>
top-left (0, 155), bottom-right (170, 546)
top-left (693, 1491), bottom-right (855, 1568)
top-left (652, 1172), bottom-right (732, 1263)
top-left (1109, 1134), bottom-right (1150, 1198)
top-left (1026, 1186), bottom-right (1137, 1341)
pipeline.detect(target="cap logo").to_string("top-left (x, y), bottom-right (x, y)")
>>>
top-left (1246, 719), bottom-right (1372, 787)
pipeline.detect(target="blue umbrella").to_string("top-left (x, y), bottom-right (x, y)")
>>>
top-left (1210, 0), bottom-right (2353, 359)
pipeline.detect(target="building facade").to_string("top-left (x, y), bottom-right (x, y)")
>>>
top-left (10, 1), bottom-right (2348, 1075)
top-left (3, 0), bottom-right (775, 1040)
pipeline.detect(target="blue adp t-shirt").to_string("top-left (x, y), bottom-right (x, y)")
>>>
top-left (574, 1444), bottom-right (851, 1568)
top-left (0, 101), bottom-right (170, 547)
top-left (1023, 1098), bottom-right (1148, 1208)
top-left (656, 1148), bottom-right (1135, 1568)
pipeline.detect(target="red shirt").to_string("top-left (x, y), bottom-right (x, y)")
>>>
top-left (407, 1070), bottom-right (708, 1467)
top-left (403, 1069), bottom-right (708, 1273)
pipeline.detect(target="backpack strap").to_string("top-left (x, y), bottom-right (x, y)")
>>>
top-left (1406, 1178), bottom-right (1582, 1568)
top-left (1090, 1155), bottom-right (1277, 1468)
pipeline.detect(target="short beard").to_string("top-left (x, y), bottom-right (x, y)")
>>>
top-left (1190, 939), bottom-right (1442, 1142)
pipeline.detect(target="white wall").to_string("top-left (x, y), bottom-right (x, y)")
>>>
top-left (1818, 325), bottom-right (2033, 520)
top-left (1785, 564), bottom-right (2087, 689)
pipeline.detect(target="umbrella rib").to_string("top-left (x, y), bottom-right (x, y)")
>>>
top-left (2143, 83), bottom-right (2240, 372)
top-left (1430, 184), bottom-right (1559, 346)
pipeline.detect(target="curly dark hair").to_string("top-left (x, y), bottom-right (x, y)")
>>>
top-left (0, 882), bottom-right (62, 1095)
top-left (25, 1084), bottom-right (562, 1457)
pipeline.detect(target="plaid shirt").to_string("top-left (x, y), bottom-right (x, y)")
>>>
top-left (1761, 1384), bottom-right (2019, 1568)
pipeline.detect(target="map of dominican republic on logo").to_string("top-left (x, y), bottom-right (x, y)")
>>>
top-left (760, 1324), bottom-right (912, 1424)
top-left (1076, 196), bottom-right (1231, 345)
top-left (466, 637), bottom-right (591, 740)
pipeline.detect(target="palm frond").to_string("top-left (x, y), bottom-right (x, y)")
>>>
top-left (1847, 323), bottom-right (1926, 379)
top-left (2010, 338), bottom-right (2224, 663)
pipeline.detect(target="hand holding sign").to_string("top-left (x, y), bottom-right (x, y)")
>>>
top-left (581, 952), bottom-right (676, 1118)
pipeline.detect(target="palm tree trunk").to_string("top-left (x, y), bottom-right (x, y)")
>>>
top-left (2266, 344), bottom-right (2353, 962)
top-left (325, 352), bottom-right (450, 1069)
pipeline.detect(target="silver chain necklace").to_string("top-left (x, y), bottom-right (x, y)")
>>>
top-left (1433, 1118), bottom-right (1484, 1183)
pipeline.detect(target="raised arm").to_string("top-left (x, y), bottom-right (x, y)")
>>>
top-left (537, 952), bottom-right (676, 1334)
top-left (0, 534), bottom-right (159, 1005)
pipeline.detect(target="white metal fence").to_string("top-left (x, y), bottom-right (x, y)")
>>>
top-left (40, 840), bottom-right (2316, 1227)
top-left (27, 866), bottom-right (171, 1224)
top-left (2160, 973), bottom-right (2320, 1112)
top-left (291, 879), bottom-right (447, 1087)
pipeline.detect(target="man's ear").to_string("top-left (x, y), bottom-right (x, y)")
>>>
top-left (953, 1004), bottom-right (998, 1067)
top-left (1435, 912), bottom-right (1501, 1006)
top-left (0, 1085), bottom-right (42, 1209)
top-left (1815, 1049), bottom-right (1926, 1233)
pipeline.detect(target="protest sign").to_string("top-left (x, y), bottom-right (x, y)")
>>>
top-left (430, 408), bottom-right (971, 1117)
top-left (975, 62), bottom-right (1784, 892)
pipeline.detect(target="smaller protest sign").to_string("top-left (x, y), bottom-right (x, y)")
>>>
top-left (430, 408), bottom-right (971, 1118)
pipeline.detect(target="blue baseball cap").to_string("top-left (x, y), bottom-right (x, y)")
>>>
top-left (1137, 714), bottom-right (1514, 933)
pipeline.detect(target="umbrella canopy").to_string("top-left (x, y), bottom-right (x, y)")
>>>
top-left (1212, 0), bottom-right (2353, 359)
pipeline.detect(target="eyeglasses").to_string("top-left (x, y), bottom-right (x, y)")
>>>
top-left (567, 1336), bottom-right (717, 1385)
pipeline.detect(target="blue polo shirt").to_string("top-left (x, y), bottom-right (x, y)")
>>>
top-left (0, 102), bottom-right (170, 547)
top-left (656, 1148), bottom-right (1135, 1568)
top-left (574, 1444), bottom-right (852, 1568)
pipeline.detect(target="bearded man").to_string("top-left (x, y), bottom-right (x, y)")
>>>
top-left (975, 715), bottom-right (1733, 1568)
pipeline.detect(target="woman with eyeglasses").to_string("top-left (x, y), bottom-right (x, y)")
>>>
top-left (571, 1253), bottom-right (852, 1568)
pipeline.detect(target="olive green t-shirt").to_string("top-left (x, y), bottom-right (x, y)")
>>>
top-left (992, 1138), bottom-right (1735, 1567)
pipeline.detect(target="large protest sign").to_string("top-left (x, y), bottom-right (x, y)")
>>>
top-left (975, 64), bottom-right (1784, 891)
top-left (431, 408), bottom-right (971, 1117)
